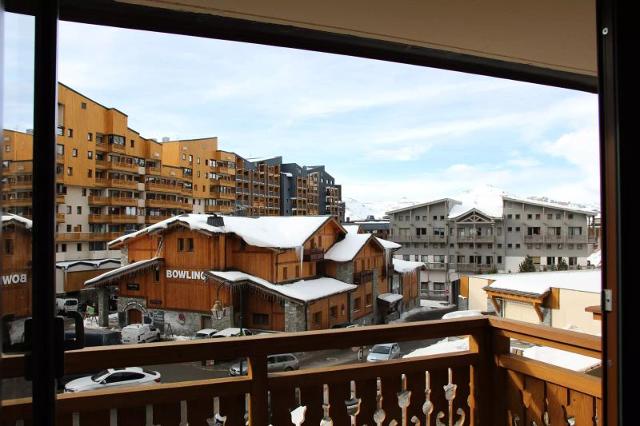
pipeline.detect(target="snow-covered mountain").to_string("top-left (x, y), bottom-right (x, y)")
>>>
top-left (344, 197), bottom-right (420, 221)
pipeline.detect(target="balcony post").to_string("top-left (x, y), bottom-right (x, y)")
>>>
top-left (468, 323), bottom-right (510, 425)
top-left (248, 354), bottom-right (269, 426)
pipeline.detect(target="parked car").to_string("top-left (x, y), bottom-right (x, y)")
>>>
top-left (64, 367), bottom-right (160, 392)
top-left (366, 343), bottom-right (401, 362)
top-left (56, 298), bottom-right (79, 314)
top-left (194, 328), bottom-right (219, 339)
top-left (229, 353), bottom-right (299, 376)
top-left (211, 328), bottom-right (253, 338)
top-left (121, 323), bottom-right (161, 344)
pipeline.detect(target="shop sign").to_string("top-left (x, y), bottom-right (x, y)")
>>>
top-left (1, 273), bottom-right (28, 285)
top-left (165, 269), bottom-right (206, 281)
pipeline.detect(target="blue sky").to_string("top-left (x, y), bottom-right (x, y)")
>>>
top-left (3, 13), bottom-right (600, 216)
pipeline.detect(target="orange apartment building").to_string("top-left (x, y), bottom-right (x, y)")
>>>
top-left (83, 214), bottom-right (420, 334)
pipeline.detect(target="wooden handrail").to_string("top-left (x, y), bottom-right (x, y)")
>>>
top-left (487, 316), bottom-right (601, 356)
top-left (1, 317), bottom-right (488, 378)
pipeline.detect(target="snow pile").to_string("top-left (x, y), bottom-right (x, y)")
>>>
top-left (522, 346), bottom-right (600, 372)
top-left (208, 270), bottom-right (356, 303)
top-left (393, 258), bottom-right (425, 273)
top-left (376, 237), bottom-right (401, 250)
top-left (481, 269), bottom-right (601, 296)
top-left (325, 233), bottom-right (372, 262)
top-left (420, 300), bottom-right (455, 309)
top-left (404, 337), bottom-right (469, 358)
top-left (110, 214), bottom-right (334, 250)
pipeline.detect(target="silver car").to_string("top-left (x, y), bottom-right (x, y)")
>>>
top-left (367, 343), bottom-right (401, 362)
top-left (229, 353), bottom-right (299, 376)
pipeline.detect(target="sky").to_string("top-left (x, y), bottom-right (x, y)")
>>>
top-left (3, 13), bottom-right (600, 217)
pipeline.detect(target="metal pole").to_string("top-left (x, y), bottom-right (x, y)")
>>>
top-left (31, 0), bottom-right (59, 423)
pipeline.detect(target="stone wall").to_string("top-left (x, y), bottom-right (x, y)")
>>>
top-left (284, 301), bottom-right (306, 332)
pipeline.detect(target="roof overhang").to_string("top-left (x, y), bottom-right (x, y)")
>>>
top-left (485, 287), bottom-right (550, 322)
top-left (84, 258), bottom-right (163, 288)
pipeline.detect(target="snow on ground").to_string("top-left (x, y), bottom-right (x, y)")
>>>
top-left (522, 346), bottom-right (600, 372)
top-left (420, 299), bottom-right (454, 309)
top-left (83, 313), bottom-right (120, 330)
top-left (404, 337), bottom-right (469, 358)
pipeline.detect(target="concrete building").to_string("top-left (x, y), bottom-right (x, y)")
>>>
top-left (281, 163), bottom-right (345, 221)
top-left (387, 186), bottom-right (599, 299)
top-left (460, 269), bottom-right (601, 336)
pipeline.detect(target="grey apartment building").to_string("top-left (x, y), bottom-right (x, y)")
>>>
top-left (387, 187), bottom-right (598, 299)
top-left (280, 163), bottom-right (345, 221)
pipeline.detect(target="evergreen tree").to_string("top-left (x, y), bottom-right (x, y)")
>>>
top-left (519, 255), bottom-right (536, 272)
top-left (557, 257), bottom-right (569, 271)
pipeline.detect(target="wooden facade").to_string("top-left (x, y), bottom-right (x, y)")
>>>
top-left (97, 215), bottom-right (404, 331)
top-left (1, 217), bottom-right (32, 318)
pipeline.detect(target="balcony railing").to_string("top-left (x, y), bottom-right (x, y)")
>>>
top-left (566, 235), bottom-right (588, 243)
top-left (455, 263), bottom-right (495, 273)
top-left (0, 317), bottom-right (601, 426)
top-left (353, 269), bottom-right (374, 284)
top-left (524, 234), bottom-right (544, 243)
top-left (303, 247), bottom-right (324, 261)
top-left (426, 262), bottom-right (447, 270)
top-left (56, 232), bottom-right (122, 242)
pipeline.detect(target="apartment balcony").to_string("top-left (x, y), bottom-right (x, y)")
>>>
top-left (94, 159), bottom-right (110, 169)
top-left (146, 182), bottom-right (179, 193)
top-left (0, 317), bottom-right (601, 426)
top-left (430, 235), bottom-right (447, 243)
top-left (455, 263), bottom-right (495, 273)
top-left (55, 212), bottom-right (65, 223)
top-left (109, 179), bottom-right (139, 190)
top-left (56, 194), bottom-right (65, 204)
top-left (146, 215), bottom-right (172, 224)
top-left (210, 192), bottom-right (237, 201)
top-left (94, 178), bottom-right (109, 188)
top-left (109, 214), bottom-right (139, 224)
top-left (3, 198), bottom-right (32, 207)
top-left (303, 247), bottom-right (324, 261)
top-left (426, 262), bottom-right (447, 270)
top-left (88, 196), bottom-right (109, 206)
top-left (88, 214), bottom-right (111, 223)
top-left (524, 235), bottom-right (544, 243)
top-left (145, 166), bottom-right (161, 175)
top-left (205, 204), bottom-right (234, 214)
top-left (214, 166), bottom-right (235, 175)
top-left (56, 232), bottom-right (122, 242)
top-left (110, 197), bottom-right (139, 207)
top-left (109, 142), bottom-right (126, 152)
top-left (544, 234), bottom-right (564, 243)
top-left (353, 269), bottom-right (374, 284)
top-left (566, 235), bottom-right (588, 243)
top-left (2, 181), bottom-right (33, 191)
top-left (2, 162), bottom-right (33, 175)
top-left (146, 199), bottom-right (191, 209)
top-left (110, 161), bottom-right (137, 172)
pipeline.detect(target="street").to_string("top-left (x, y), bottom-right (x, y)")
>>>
top-left (1, 337), bottom-right (441, 399)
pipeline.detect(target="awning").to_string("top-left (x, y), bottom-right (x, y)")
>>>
top-left (84, 257), bottom-right (163, 288)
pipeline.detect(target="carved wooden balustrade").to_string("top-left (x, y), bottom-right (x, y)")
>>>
top-left (0, 316), bottom-right (601, 426)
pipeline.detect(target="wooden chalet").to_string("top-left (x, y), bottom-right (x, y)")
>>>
top-left (84, 214), bottom-right (411, 333)
top-left (1, 214), bottom-right (32, 318)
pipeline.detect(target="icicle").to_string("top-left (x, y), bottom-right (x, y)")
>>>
top-left (296, 245), bottom-right (304, 272)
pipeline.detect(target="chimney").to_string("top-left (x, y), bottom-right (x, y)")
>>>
top-left (207, 214), bottom-right (225, 227)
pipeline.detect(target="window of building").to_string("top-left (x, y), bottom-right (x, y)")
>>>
top-left (67, 128), bottom-right (73, 137)
top-left (66, 224), bottom-right (71, 232)
top-left (187, 238), bottom-right (194, 252)
top-left (527, 244), bottom-right (533, 249)
top-left (89, 241), bottom-right (107, 251)
top-left (82, 188), bottom-right (86, 196)
top-left (497, 256), bottom-right (503, 263)
top-left (283, 266), bottom-right (288, 280)
top-left (507, 244), bottom-right (513, 248)
top-left (67, 167), bottom-right (73, 176)
top-left (66, 206), bottom-right (72, 214)
top-left (96, 133), bottom-right (104, 143)
top-left (56, 144), bottom-right (64, 155)
top-left (508, 227), bottom-right (512, 232)
top-left (577, 244), bottom-right (583, 249)
top-left (71, 148), bottom-right (78, 157)
top-left (5, 144), bottom-right (11, 152)
top-left (405, 215), bottom-right (410, 221)
top-left (177, 238), bottom-right (184, 251)
top-left (515, 227), bottom-right (520, 232)
top-left (81, 102), bottom-right (87, 109)
top-left (507, 214), bottom-right (512, 219)
top-left (87, 132), bottom-right (93, 141)
top-left (60, 243), bottom-right (67, 252)
top-left (433, 215), bottom-right (437, 221)
top-left (556, 213), bottom-right (562, 220)
top-left (353, 298), bottom-right (362, 312)
top-left (154, 268), bottom-right (160, 281)
top-left (515, 214), bottom-right (520, 219)
top-left (252, 313), bottom-right (269, 325)
top-left (547, 213), bottom-right (553, 220)
top-left (568, 214), bottom-right (574, 219)
top-left (330, 306), bottom-right (338, 318)
top-left (87, 169), bottom-right (93, 178)
top-left (4, 239), bottom-right (15, 255)
top-left (313, 311), bottom-right (322, 325)
top-left (130, 139), bottom-right (135, 148)
top-left (515, 244), bottom-right (520, 248)
top-left (87, 151), bottom-right (93, 159)
top-left (77, 243), bottom-right (82, 251)
top-left (77, 206), bottom-right (82, 214)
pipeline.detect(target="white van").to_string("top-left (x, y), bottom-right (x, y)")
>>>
top-left (121, 324), bottom-right (161, 344)
top-left (56, 298), bottom-right (79, 314)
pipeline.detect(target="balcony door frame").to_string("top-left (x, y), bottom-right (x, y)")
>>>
top-left (2, 0), bottom-right (631, 424)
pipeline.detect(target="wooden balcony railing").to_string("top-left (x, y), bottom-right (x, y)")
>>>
top-left (303, 247), bottom-right (324, 261)
top-left (353, 269), bottom-right (374, 284)
top-left (0, 317), bottom-right (601, 426)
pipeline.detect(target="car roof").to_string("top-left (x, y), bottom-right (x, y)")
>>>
top-left (372, 343), bottom-right (396, 348)
top-left (441, 310), bottom-right (482, 319)
top-left (196, 328), bottom-right (218, 334)
top-left (106, 367), bottom-right (144, 374)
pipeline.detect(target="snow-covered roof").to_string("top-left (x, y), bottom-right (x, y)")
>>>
top-left (393, 258), bottom-right (426, 273)
top-left (522, 346), bottom-right (600, 372)
top-left (110, 214), bottom-right (340, 250)
top-left (378, 293), bottom-right (403, 303)
top-left (478, 269), bottom-right (601, 297)
top-left (56, 258), bottom-right (121, 270)
top-left (448, 186), bottom-right (506, 219)
top-left (208, 270), bottom-right (357, 303)
top-left (325, 233), bottom-right (377, 262)
top-left (587, 250), bottom-right (601, 267)
top-left (386, 185), bottom-right (599, 218)
top-left (1, 213), bottom-right (33, 229)
top-left (85, 257), bottom-right (163, 287)
top-left (404, 337), bottom-right (469, 358)
top-left (376, 237), bottom-right (401, 250)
